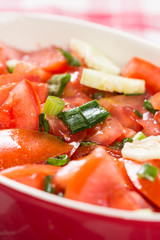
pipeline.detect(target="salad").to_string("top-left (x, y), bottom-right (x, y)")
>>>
top-left (0, 38), bottom-right (160, 212)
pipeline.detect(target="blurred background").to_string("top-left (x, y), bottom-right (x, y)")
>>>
top-left (0, 0), bottom-right (160, 45)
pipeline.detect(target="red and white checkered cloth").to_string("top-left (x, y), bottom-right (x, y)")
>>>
top-left (0, 0), bottom-right (160, 45)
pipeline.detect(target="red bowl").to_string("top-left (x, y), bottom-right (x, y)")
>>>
top-left (1, 13), bottom-right (160, 240)
top-left (1, 176), bottom-right (160, 240)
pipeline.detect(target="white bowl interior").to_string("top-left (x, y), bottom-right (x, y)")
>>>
top-left (0, 12), bottom-right (160, 221)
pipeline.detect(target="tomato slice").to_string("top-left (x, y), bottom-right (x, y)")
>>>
top-left (13, 62), bottom-right (52, 82)
top-left (31, 82), bottom-right (48, 103)
top-left (66, 147), bottom-right (152, 210)
top-left (63, 93), bottom-right (92, 110)
top-left (0, 81), bottom-right (48, 107)
top-left (85, 117), bottom-right (123, 146)
top-left (62, 67), bottom-right (96, 98)
top-left (0, 79), bottom-right (41, 130)
top-left (138, 119), bottom-right (160, 136)
top-left (1, 164), bottom-right (60, 190)
top-left (0, 62), bottom-right (52, 88)
top-left (22, 47), bottom-right (69, 73)
top-left (71, 144), bottom-right (97, 159)
top-left (0, 82), bottom-right (17, 106)
top-left (124, 160), bottom-right (160, 208)
top-left (121, 57), bottom-right (160, 94)
top-left (48, 116), bottom-right (86, 143)
top-left (0, 129), bottom-right (73, 170)
top-left (150, 92), bottom-right (160, 110)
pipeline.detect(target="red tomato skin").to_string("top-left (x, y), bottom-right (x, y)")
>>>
top-left (121, 57), bottom-right (160, 94)
top-left (48, 116), bottom-right (86, 143)
top-left (0, 80), bottom-right (41, 130)
top-left (66, 147), bottom-right (152, 210)
top-left (99, 98), bottom-right (142, 131)
top-left (1, 164), bottom-right (60, 190)
top-left (85, 117), bottom-right (123, 146)
top-left (0, 129), bottom-right (73, 170)
top-left (31, 82), bottom-right (48, 103)
top-left (138, 119), bottom-right (160, 136)
top-left (22, 47), bottom-right (69, 73)
top-left (0, 83), bottom-right (17, 107)
top-left (150, 91), bottom-right (160, 110)
top-left (125, 160), bottom-right (160, 209)
top-left (62, 67), bottom-right (96, 98)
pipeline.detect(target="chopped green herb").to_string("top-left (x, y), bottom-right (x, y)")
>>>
top-left (80, 141), bottom-right (97, 146)
top-left (125, 93), bottom-right (146, 96)
top-left (143, 99), bottom-right (158, 114)
top-left (6, 59), bottom-right (19, 73)
top-left (109, 141), bottom-right (123, 149)
top-left (132, 131), bottom-right (147, 141)
top-left (58, 48), bottom-right (81, 66)
top-left (39, 113), bottom-right (50, 133)
top-left (43, 96), bottom-right (65, 116)
top-left (137, 163), bottom-right (159, 182)
top-left (134, 109), bottom-right (142, 118)
top-left (92, 92), bottom-right (105, 100)
top-left (110, 138), bottom-right (133, 149)
top-left (48, 73), bottom-right (71, 97)
top-left (58, 100), bottom-right (110, 134)
top-left (122, 137), bottom-right (133, 145)
top-left (44, 175), bottom-right (55, 193)
top-left (47, 154), bottom-right (70, 166)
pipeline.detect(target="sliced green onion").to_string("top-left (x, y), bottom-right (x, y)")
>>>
top-left (48, 73), bottom-right (71, 97)
top-left (80, 141), bottom-right (97, 146)
top-left (109, 141), bottom-right (123, 149)
top-left (125, 93), bottom-right (146, 96)
top-left (92, 92), bottom-right (105, 100)
top-left (137, 163), bottom-right (159, 182)
top-left (44, 175), bottom-right (55, 193)
top-left (43, 96), bottom-right (65, 116)
top-left (110, 138), bottom-right (133, 149)
top-left (132, 131), bottom-right (147, 141)
top-left (58, 48), bottom-right (81, 66)
top-left (47, 154), bottom-right (70, 166)
top-left (79, 100), bottom-right (110, 128)
top-left (58, 107), bottom-right (88, 134)
top-left (143, 99), bottom-right (158, 114)
top-left (134, 109), bottom-right (142, 118)
top-left (39, 113), bottom-right (50, 133)
top-left (122, 137), bottom-right (133, 145)
top-left (58, 100), bottom-right (110, 134)
top-left (6, 59), bottom-right (19, 73)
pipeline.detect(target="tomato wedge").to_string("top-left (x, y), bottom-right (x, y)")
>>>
top-left (0, 129), bottom-right (73, 170)
top-left (125, 160), bottom-right (160, 208)
top-left (22, 47), bottom-right (69, 73)
top-left (99, 98), bottom-right (142, 131)
top-left (138, 119), bottom-right (160, 136)
top-left (0, 82), bottom-right (48, 107)
top-left (150, 92), bottom-right (160, 110)
top-left (66, 147), bottom-right (152, 210)
top-left (0, 79), bottom-right (41, 130)
top-left (86, 117), bottom-right (123, 146)
top-left (1, 164), bottom-right (60, 190)
top-left (121, 57), bottom-right (160, 94)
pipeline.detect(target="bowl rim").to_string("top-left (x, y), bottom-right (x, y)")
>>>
top-left (0, 12), bottom-right (160, 222)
